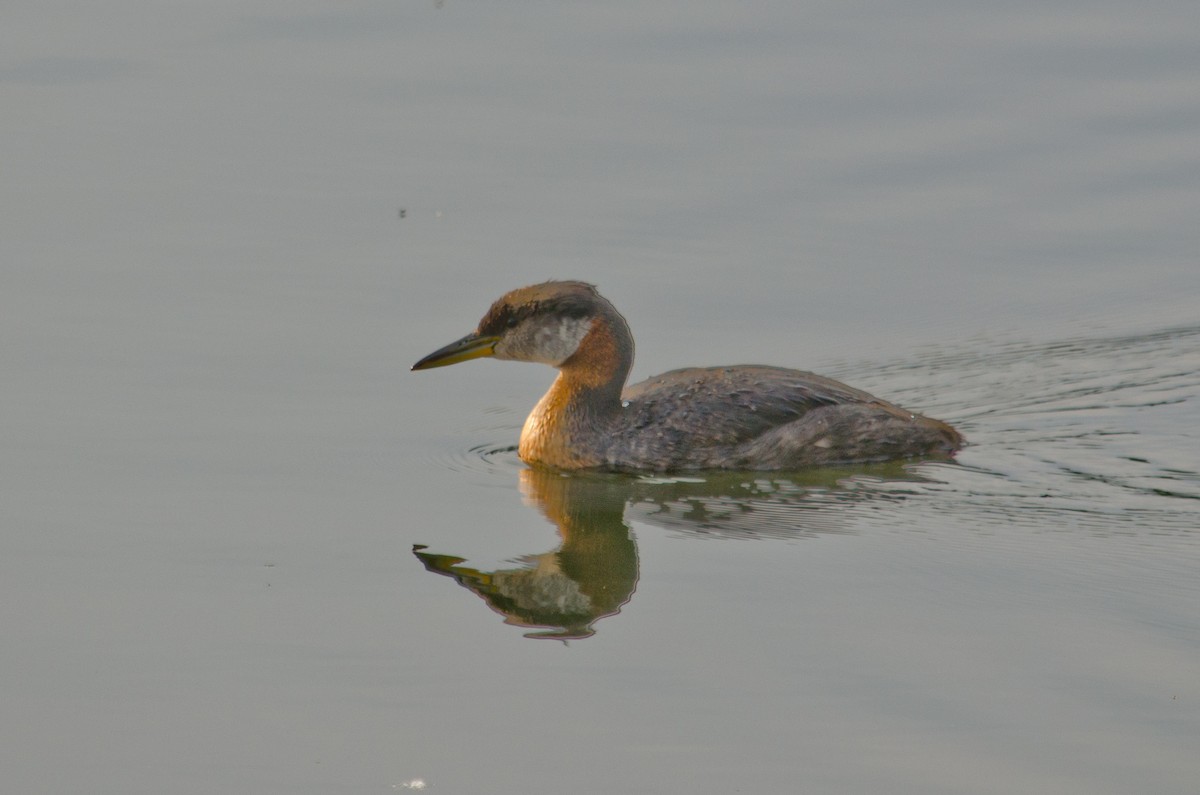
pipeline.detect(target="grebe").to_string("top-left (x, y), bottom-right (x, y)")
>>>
top-left (412, 281), bottom-right (962, 471)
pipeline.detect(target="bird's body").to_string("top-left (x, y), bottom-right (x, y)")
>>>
top-left (413, 281), bottom-right (962, 472)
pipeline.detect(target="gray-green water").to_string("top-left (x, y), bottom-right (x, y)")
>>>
top-left (4, 3), bottom-right (1198, 793)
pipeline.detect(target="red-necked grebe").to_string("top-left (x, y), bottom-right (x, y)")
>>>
top-left (412, 281), bottom-right (962, 471)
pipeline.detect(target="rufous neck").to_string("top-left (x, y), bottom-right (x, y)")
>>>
top-left (555, 311), bottom-right (633, 410)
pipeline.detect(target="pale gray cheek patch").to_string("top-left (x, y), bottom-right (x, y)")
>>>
top-left (494, 317), bottom-right (593, 364)
top-left (537, 317), bottom-right (592, 365)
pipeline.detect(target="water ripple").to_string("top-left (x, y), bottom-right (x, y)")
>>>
top-left (879, 323), bottom-right (1200, 535)
top-left (422, 405), bottom-right (526, 478)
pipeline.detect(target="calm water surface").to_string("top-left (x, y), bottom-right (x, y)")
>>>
top-left (3, 2), bottom-right (1199, 794)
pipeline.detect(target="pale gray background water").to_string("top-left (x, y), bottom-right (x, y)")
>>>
top-left (3, 2), bottom-right (1199, 793)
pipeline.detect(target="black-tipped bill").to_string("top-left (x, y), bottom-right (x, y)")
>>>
top-left (411, 332), bottom-right (500, 370)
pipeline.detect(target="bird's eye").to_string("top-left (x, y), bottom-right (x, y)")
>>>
top-left (505, 316), bottom-right (518, 328)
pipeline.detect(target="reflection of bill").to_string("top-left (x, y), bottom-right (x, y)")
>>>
top-left (413, 462), bottom-right (942, 639)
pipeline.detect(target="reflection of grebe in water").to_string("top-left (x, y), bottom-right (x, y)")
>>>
top-left (414, 468), bottom-right (640, 640)
top-left (413, 281), bottom-right (962, 472)
top-left (413, 463), bottom-right (943, 639)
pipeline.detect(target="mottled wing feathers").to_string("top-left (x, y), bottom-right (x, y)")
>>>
top-left (613, 366), bottom-right (902, 466)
